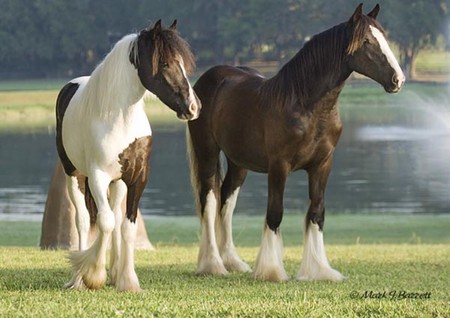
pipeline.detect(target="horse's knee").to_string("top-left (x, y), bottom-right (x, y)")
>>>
top-left (97, 210), bottom-right (115, 233)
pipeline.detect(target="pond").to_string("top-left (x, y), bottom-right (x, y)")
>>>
top-left (0, 84), bottom-right (449, 220)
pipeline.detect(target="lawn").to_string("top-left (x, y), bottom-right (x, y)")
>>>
top-left (0, 214), bottom-right (449, 317)
top-left (0, 79), bottom-right (449, 316)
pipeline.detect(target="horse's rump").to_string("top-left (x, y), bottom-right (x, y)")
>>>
top-left (56, 82), bottom-right (80, 176)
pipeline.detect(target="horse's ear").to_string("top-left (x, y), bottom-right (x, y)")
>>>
top-left (169, 19), bottom-right (177, 30)
top-left (349, 3), bottom-right (363, 26)
top-left (153, 19), bottom-right (162, 33)
top-left (367, 4), bottom-right (380, 20)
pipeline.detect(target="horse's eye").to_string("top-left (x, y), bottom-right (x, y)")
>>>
top-left (161, 62), bottom-right (169, 69)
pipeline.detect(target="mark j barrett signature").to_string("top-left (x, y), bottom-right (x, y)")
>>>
top-left (350, 290), bottom-right (432, 300)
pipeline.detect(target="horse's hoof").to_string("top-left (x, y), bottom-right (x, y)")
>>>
top-left (253, 266), bottom-right (289, 282)
top-left (196, 258), bottom-right (229, 276)
top-left (82, 267), bottom-right (107, 290)
top-left (296, 267), bottom-right (346, 282)
top-left (222, 254), bottom-right (252, 273)
top-left (64, 274), bottom-right (86, 290)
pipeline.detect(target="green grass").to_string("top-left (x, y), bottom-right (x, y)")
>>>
top-left (0, 215), bottom-right (449, 317)
top-left (3, 214), bottom-right (450, 247)
top-left (416, 51), bottom-right (450, 74)
top-left (1, 81), bottom-right (447, 133)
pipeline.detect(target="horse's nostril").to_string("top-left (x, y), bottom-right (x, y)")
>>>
top-left (189, 102), bottom-right (198, 115)
top-left (392, 75), bottom-right (398, 85)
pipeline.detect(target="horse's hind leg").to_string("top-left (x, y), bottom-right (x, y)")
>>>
top-left (296, 157), bottom-right (345, 281)
top-left (216, 159), bottom-right (251, 272)
top-left (66, 175), bottom-right (90, 250)
top-left (64, 175), bottom-right (90, 290)
top-left (187, 126), bottom-right (227, 275)
top-left (108, 180), bottom-right (127, 287)
top-left (68, 170), bottom-right (114, 290)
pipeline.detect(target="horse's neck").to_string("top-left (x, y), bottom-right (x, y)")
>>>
top-left (83, 39), bottom-right (146, 120)
top-left (271, 27), bottom-right (351, 110)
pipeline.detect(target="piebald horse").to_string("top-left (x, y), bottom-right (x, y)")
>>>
top-left (56, 20), bottom-right (200, 291)
top-left (187, 4), bottom-right (404, 281)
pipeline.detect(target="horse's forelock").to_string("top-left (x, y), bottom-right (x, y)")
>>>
top-left (151, 29), bottom-right (195, 75)
top-left (346, 16), bottom-right (386, 55)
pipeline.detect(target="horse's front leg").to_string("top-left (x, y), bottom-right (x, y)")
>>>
top-left (253, 161), bottom-right (289, 282)
top-left (114, 177), bottom-right (148, 292)
top-left (297, 156), bottom-right (345, 281)
top-left (67, 170), bottom-right (114, 290)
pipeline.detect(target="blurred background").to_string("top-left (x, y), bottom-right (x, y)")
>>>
top-left (0, 0), bottom-right (449, 221)
top-left (0, 0), bottom-right (448, 81)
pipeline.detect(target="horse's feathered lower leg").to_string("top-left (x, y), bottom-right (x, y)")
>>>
top-left (186, 126), bottom-right (227, 275)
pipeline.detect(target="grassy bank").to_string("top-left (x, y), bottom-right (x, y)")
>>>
top-left (0, 89), bottom-right (183, 133)
top-left (2, 214), bottom-right (450, 247)
top-left (0, 215), bottom-right (449, 317)
top-left (1, 80), bottom-right (448, 133)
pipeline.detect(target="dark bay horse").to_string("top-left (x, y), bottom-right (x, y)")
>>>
top-left (187, 4), bottom-right (404, 281)
top-left (56, 20), bottom-right (200, 291)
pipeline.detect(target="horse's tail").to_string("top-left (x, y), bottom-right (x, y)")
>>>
top-left (186, 127), bottom-right (202, 215)
top-left (186, 127), bottom-right (223, 216)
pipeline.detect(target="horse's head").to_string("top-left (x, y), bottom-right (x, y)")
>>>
top-left (130, 20), bottom-right (201, 120)
top-left (345, 4), bottom-right (405, 93)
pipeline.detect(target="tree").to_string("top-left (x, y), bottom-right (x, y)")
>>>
top-left (381, 0), bottom-right (449, 79)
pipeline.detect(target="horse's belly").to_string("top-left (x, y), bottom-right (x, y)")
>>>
top-left (218, 131), bottom-right (270, 173)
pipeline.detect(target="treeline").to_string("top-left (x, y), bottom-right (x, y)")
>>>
top-left (0, 0), bottom-right (448, 79)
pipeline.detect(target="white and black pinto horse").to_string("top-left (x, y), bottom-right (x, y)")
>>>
top-left (187, 4), bottom-right (404, 281)
top-left (56, 20), bottom-right (200, 292)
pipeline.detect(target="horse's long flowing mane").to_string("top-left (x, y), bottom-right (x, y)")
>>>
top-left (80, 34), bottom-right (142, 119)
top-left (261, 16), bottom-right (383, 111)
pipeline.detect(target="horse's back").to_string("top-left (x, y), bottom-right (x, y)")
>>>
top-left (194, 65), bottom-right (265, 116)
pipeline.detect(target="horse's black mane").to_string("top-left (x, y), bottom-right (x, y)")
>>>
top-left (261, 15), bottom-right (383, 111)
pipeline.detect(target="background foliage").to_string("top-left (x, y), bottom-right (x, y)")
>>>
top-left (0, 0), bottom-right (449, 79)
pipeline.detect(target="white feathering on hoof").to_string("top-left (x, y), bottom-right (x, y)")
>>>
top-left (253, 225), bottom-right (288, 282)
top-left (67, 240), bottom-right (108, 290)
top-left (196, 191), bottom-right (228, 275)
top-left (216, 187), bottom-right (252, 273)
top-left (297, 222), bottom-right (345, 281)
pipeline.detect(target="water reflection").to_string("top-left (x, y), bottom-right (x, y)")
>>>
top-left (0, 93), bottom-right (449, 220)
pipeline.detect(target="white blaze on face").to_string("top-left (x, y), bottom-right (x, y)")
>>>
top-left (178, 57), bottom-right (199, 119)
top-left (369, 25), bottom-right (405, 89)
